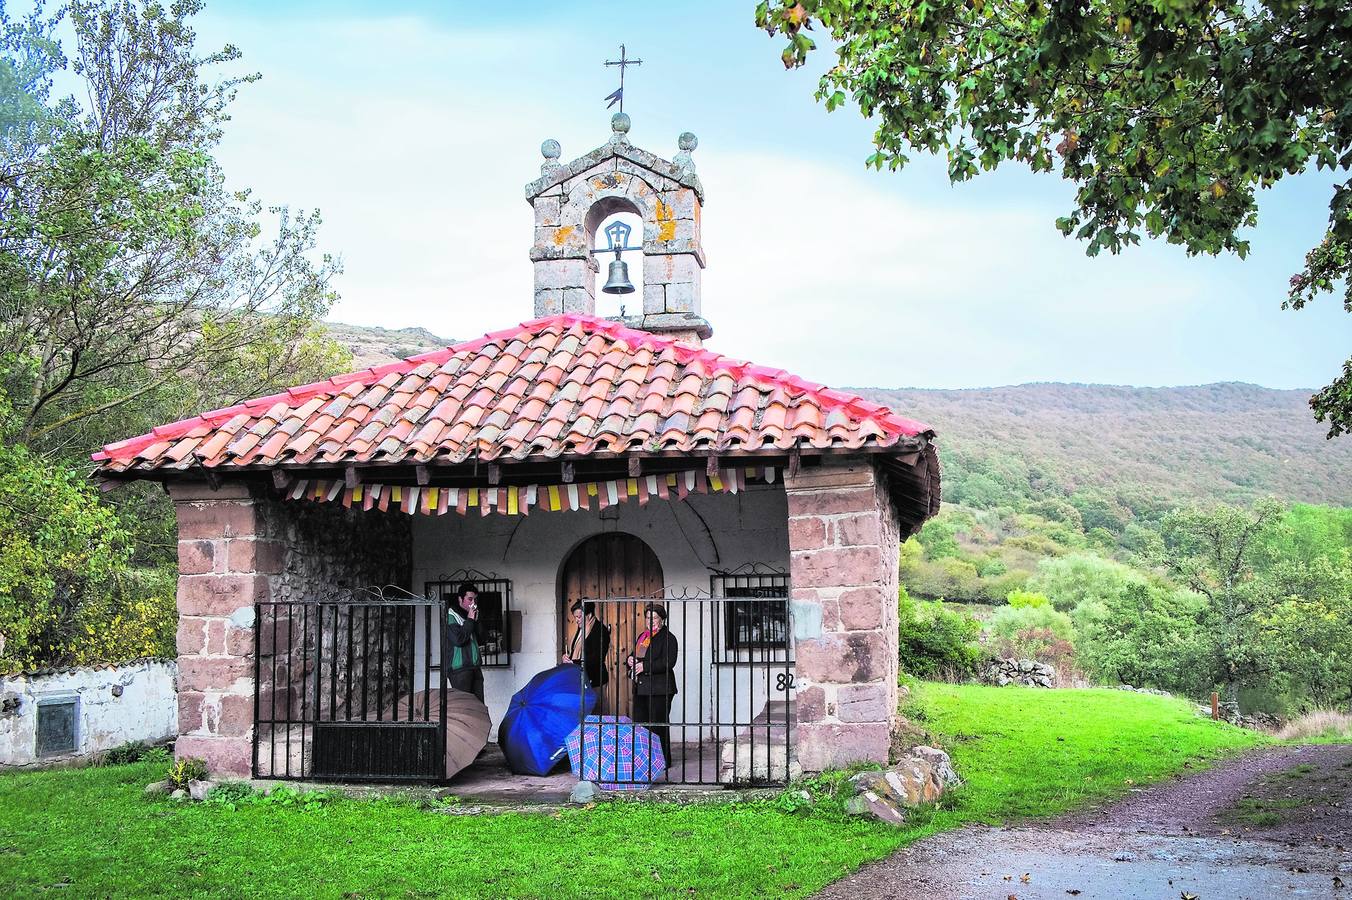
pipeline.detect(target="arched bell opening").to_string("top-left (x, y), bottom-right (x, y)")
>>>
top-left (585, 197), bottom-right (644, 319)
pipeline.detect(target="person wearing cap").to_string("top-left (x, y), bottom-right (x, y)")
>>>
top-left (627, 602), bottom-right (678, 767)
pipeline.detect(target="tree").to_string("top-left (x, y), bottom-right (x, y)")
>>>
top-left (0, 0), bottom-right (347, 458)
top-left (1072, 582), bottom-right (1210, 695)
top-left (758, 0), bottom-right (1352, 436)
top-left (0, 0), bottom-right (351, 667)
top-left (1157, 499), bottom-right (1287, 709)
top-left (0, 432), bottom-right (173, 669)
top-left (1264, 552), bottom-right (1352, 709)
top-left (1029, 552), bottom-right (1143, 611)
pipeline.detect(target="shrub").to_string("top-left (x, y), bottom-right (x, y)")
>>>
top-left (991, 627), bottom-right (1077, 682)
top-left (0, 442), bottom-right (134, 670)
top-left (1275, 710), bottom-right (1352, 741)
top-left (1006, 590), bottom-right (1051, 609)
top-left (167, 757), bottom-right (208, 789)
top-left (102, 741), bottom-right (150, 765)
top-left (987, 601), bottom-right (1074, 644)
top-left (898, 588), bottom-right (983, 680)
top-left (1028, 553), bottom-right (1145, 612)
top-left (975, 556), bottom-right (1007, 578)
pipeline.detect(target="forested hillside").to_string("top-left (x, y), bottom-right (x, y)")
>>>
top-left (331, 321), bottom-right (1349, 511)
top-left (860, 383), bottom-right (1352, 509)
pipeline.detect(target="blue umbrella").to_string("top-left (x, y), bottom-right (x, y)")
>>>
top-left (498, 664), bottom-right (597, 776)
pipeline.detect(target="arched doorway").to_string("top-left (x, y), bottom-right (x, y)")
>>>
top-left (559, 532), bottom-right (664, 719)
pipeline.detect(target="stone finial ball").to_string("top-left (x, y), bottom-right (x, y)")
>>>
top-left (611, 112), bottom-right (631, 134)
top-left (678, 132), bottom-right (698, 151)
top-left (541, 139), bottom-right (561, 160)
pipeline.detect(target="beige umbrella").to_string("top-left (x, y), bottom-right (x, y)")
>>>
top-left (397, 689), bottom-right (491, 780)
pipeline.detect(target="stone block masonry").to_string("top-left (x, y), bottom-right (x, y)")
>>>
top-left (526, 117), bottom-right (711, 342)
top-left (170, 482), bottom-right (263, 778)
top-left (169, 482), bottom-right (411, 779)
top-left (786, 460), bottom-right (902, 772)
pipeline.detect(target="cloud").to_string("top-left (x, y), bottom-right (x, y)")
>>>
top-left (696, 151), bottom-right (1213, 388)
top-left (197, 7), bottom-right (1349, 391)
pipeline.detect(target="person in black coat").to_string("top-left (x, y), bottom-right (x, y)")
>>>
top-left (627, 602), bottom-right (678, 767)
top-left (562, 600), bottom-right (612, 704)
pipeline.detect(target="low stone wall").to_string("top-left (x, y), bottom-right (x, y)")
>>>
top-left (0, 659), bottom-right (177, 767)
top-left (982, 657), bottom-right (1057, 688)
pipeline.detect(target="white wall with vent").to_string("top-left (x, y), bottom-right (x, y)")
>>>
top-left (0, 659), bottom-right (178, 767)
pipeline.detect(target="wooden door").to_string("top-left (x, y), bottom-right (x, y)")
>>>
top-left (560, 532), bottom-right (664, 719)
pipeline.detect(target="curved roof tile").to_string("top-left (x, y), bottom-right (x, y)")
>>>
top-left (93, 314), bottom-right (933, 473)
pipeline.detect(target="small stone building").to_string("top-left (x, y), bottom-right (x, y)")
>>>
top-left (93, 115), bottom-right (940, 785)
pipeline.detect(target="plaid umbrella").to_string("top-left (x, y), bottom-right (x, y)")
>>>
top-left (565, 715), bottom-right (667, 790)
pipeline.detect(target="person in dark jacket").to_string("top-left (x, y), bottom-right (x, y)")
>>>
top-left (446, 582), bottom-right (484, 702)
top-left (562, 600), bottom-right (612, 703)
top-left (627, 602), bottom-right (678, 767)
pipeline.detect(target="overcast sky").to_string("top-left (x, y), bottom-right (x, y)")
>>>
top-left (191, 0), bottom-right (1351, 392)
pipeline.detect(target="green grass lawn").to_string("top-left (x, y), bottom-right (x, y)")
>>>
top-left (0, 683), bottom-right (1264, 899)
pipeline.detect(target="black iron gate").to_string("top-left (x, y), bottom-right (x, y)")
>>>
top-left (574, 581), bottom-right (795, 787)
top-left (253, 595), bottom-right (450, 782)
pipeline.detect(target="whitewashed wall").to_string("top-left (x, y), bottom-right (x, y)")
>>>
top-left (411, 484), bottom-right (792, 735)
top-left (0, 659), bottom-right (178, 767)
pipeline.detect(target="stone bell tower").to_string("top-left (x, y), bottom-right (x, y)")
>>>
top-left (524, 113), bottom-right (712, 343)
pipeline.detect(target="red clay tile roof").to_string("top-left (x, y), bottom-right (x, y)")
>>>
top-left (93, 314), bottom-right (935, 474)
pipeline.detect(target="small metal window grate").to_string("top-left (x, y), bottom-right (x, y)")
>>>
top-left (425, 570), bottom-right (514, 668)
top-left (711, 566), bottom-right (792, 663)
top-left (36, 698), bottom-right (77, 756)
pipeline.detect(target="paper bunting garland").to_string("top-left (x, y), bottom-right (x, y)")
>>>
top-left (284, 466), bottom-right (778, 517)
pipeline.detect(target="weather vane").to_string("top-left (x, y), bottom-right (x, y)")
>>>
top-left (603, 44), bottom-right (642, 113)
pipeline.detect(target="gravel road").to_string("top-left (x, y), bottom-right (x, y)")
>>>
top-left (816, 743), bottom-right (1351, 899)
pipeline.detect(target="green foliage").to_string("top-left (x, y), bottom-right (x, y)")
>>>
top-left (897, 589), bottom-right (984, 679)
top-left (0, 685), bottom-right (1265, 897)
top-left (1158, 499), bottom-right (1289, 707)
top-left (988, 600), bottom-right (1074, 644)
top-left (1263, 554), bottom-right (1352, 709)
top-left (1072, 583), bottom-right (1211, 695)
top-left (906, 485), bottom-right (1352, 715)
top-left (759, 0), bottom-right (1352, 435)
top-left (0, 438), bottom-right (174, 669)
top-left (100, 741), bottom-right (151, 766)
top-left (166, 757), bottom-right (208, 790)
top-left (0, 1), bottom-right (355, 668)
top-left (1028, 553), bottom-right (1143, 612)
top-left (1005, 590), bottom-right (1050, 609)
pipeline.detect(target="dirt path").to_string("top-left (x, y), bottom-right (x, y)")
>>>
top-left (816, 744), bottom-right (1352, 900)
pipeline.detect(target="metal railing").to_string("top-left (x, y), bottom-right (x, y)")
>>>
top-left (253, 594), bottom-right (449, 782)
top-left (572, 590), bottom-right (796, 787)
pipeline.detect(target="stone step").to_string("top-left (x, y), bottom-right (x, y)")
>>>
top-left (748, 700), bottom-right (795, 729)
top-left (717, 699), bottom-right (800, 784)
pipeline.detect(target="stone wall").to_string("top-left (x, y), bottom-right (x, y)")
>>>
top-left (786, 459), bottom-right (902, 772)
top-left (0, 659), bottom-right (177, 767)
top-left (171, 482), bottom-right (410, 778)
top-left (526, 116), bottom-right (711, 342)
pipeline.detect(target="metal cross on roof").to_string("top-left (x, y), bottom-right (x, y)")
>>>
top-left (603, 43), bottom-right (642, 113)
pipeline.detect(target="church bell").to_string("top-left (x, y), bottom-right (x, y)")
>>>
top-left (602, 257), bottom-right (635, 294)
